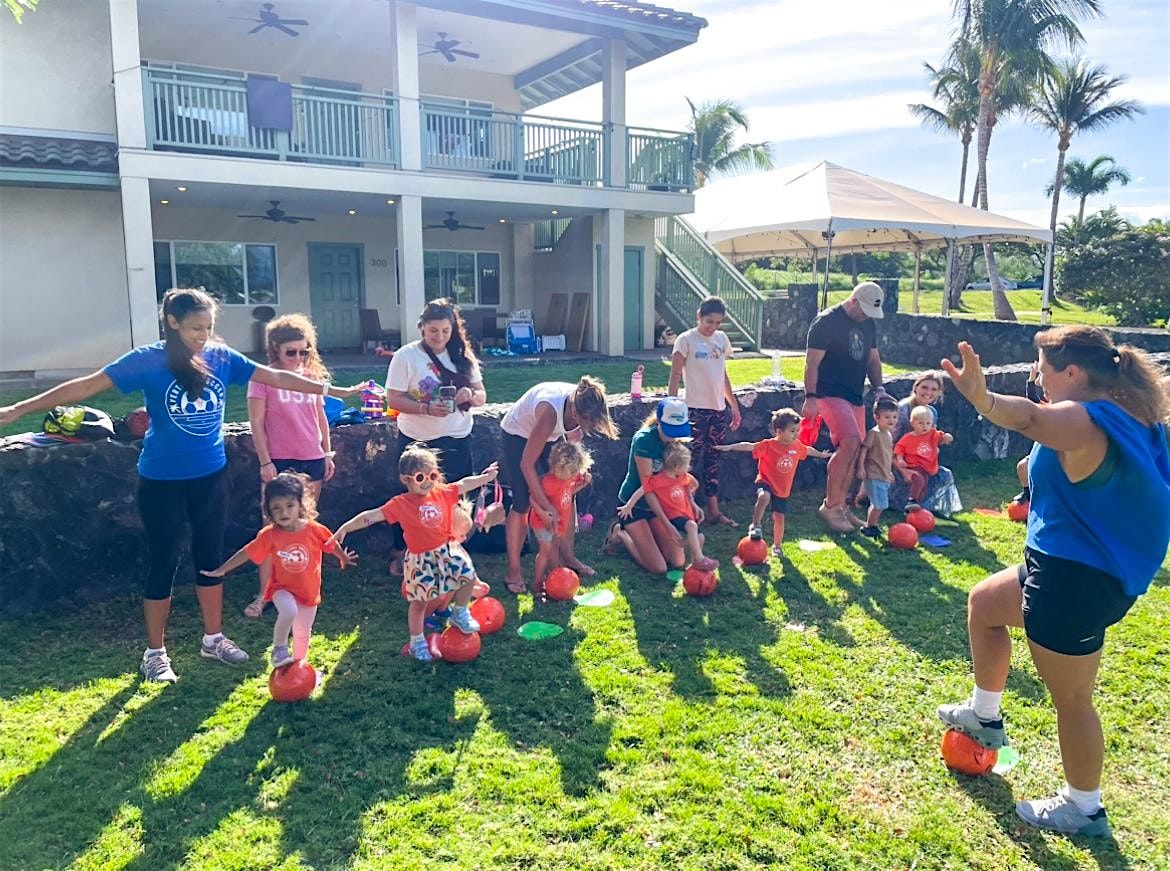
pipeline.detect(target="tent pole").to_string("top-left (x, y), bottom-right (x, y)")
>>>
top-left (913, 248), bottom-right (922, 314)
top-left (821, 229), bottom-right (834, 309)
top-left (1040, 242), bottom-right (1054, 326)
top-left (811, 249), bottom-right (818, 289)
top-left (942, 240), bottom-right (955, 317)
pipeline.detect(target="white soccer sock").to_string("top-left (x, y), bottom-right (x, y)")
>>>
top-left (1065, 784), bottom-right (1102, 814)
top-left (971, 686), bottom-right (1002, 721)
top-left (410, 633), bottom-right (425, 644)
top-left (145, 646), bottom-right (166, 658)
top-left (202, 632), bottom-right (224, 646)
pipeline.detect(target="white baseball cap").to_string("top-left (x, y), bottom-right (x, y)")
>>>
top-left (656, 397), bottom-right (692, 438)
top-left (849, 281), bottom-right (885, 319)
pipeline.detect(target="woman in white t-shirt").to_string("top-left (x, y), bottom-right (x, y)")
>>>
top-left (668, 296), bottom-right (743, 526)
top-left (384, 299), bottom-right (487, 568)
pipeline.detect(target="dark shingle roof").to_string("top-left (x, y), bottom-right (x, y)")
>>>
top-left (0, 134), bottom-right (118, 172)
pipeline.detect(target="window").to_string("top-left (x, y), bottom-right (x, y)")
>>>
top-left (154, 241), bottom-right (279, 305)
top-left (413, 250), bottom-right (501, 306)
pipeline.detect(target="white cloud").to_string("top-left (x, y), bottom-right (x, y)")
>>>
top-left (1022, 156), bottom-right (1047, 169)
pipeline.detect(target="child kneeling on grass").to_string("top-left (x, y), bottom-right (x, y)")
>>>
top-left (530, 440), bottom-right (593, 601)
top-left (855, 396), bottom-right (900, 538)
top-left (330, 444), bottom-right (500, 661)
top-left (201, 472), bottom-right (356, 668)
top-left (718, 409), bottom-right (832, 554)
top-left (618, 441), bottom-right (718, 571)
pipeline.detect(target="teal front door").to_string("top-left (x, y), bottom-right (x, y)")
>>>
top-left (623, 246), bottom-right (644, 351)
top-left (309, 244), bottom-right (362, 349)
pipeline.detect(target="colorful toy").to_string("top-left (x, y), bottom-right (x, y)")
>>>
top-left (1006, 500), bottom-right (1029, 522)
top-left (888, 523), bottom-right (919, 549)
top-left (470, 596), bottom-right (506, 634)
top-left (577, 512), bottom-right (594, 532)
top-left (906, 508), bottom-right (936, 533)
top-left (439, 627), bottom-right (481, 663)
top-left (630, 364), bottom-right (644, 399)
top-left (545, 567), bottom-right (580, 601)
top-left (682, 565), bottom-right (718, 597)
top-left (400, 633), bottom-right (444, 659)
top-left (736, 534), bottom-right (769, 566)
top-left (940, 728), bottom-right (997, 776)
top-left (360, 380), bottom-right (386, 420)
top-left (268, 659), bottom-right (317, 702)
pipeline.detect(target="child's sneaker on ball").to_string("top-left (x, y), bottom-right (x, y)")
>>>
top-left (748, 525), bottom-right (763, 540)
top-left (409, 637), bottom-right (434, 662)
top-left (447, 605), bottom-right (480, 635)
top-left (1016, 789), bottom-right (1111, 837)
top-left (271, 645), bottom-right (293, 669)
top-left (937, 699), bottom-right (1008, 749)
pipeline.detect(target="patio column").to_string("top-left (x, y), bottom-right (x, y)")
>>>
top-left (397, 195), bottom-right (425, 338)
top-left (598, 208), bottom-right (625, 357)
top-left (391, 2), bottom-right (422, 171)
top-left (108, 0), bottom-right (146, 149)
top-left (119, 176), bottom-right (160, 347)
top-left (602, 38), bottom-right (627, 187)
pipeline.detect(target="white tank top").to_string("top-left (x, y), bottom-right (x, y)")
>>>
top-left (501, 382), bottom-right (575, 441)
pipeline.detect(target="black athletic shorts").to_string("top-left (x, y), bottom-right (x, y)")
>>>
top-left (273, 457), bottom-right (326, 481)
top-left (501, 432), bottom-right (551, 513)
top-left (619, 497), bottom-right (655, 527)
top-left (757, 486), bottom-right (788, 515)
top-left (669, 516), bottom-right (691, 534)
top-left (1018, 547), bottom-right (1136, 656)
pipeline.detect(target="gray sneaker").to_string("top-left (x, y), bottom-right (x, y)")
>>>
top-left (1016, 790), bottom-right (1112, 837)
top-left (200, 635), bottom-right (249, 665)
top-left (270, 645), bottom-right (293, 669)
top-left (141, 650), bottom-right (178, 683)
top-left (937, 699), bottom-right (1008, 749)
top-left (447, 606), bottom-right (480, 635)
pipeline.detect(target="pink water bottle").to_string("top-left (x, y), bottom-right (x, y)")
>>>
top-left (630, 365), bottom-right (644, 399)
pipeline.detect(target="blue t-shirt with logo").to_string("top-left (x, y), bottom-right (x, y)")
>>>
top-left (104, 342), bottom-right (256, 481)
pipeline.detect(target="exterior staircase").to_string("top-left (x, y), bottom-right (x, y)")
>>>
top-left (654, 215), bottom-right (766, 351)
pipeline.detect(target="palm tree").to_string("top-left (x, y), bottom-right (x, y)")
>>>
top-left (1031, 60), bottom-right (1143, 276)
top-left (909, 41), bottom-right (981, 203)
top-left (686, 98), bottom-right (773, 188)
top-left (1047, 154), bottom-right (1132, 227)
top-left (952, 0), bottom-right (1102, 320)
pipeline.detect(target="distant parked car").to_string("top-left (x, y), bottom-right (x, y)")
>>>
top-left (1015, 275), bottom-right (1044, 289)
top-left (965, 278), bottom-right (1019, 290)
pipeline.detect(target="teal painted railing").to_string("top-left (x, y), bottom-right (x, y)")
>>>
top-left (655, 215), bottom-right (764, 348)
top-left (627, 127), bottom-right (694, 192)
top-left (145, 68), bottom-right (399, 166)
top-left (534, 217), bottom-right (573, 251)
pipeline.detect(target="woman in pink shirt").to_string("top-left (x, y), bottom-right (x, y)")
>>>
top-left (244, 314), bottom-right (336, 617)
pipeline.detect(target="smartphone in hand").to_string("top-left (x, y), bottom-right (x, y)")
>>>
top-left (438, 385), bottom-right (457, 413)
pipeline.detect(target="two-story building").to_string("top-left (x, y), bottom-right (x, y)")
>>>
top-left (0, 0), bottom-right (708, 376)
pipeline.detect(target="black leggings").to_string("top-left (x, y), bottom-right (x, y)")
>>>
top-left (387, 432), bottom-right (474, 551)
top-left (138, 468), bottom-right (229, 600)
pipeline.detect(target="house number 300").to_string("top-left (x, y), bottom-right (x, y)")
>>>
top-left (370, 258), bottom-right (389, 268)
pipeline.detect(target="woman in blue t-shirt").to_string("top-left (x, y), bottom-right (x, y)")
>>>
top-left (0, 289), bottom-right (357, 683)
top-left (934, 327), bottom-right (1170, 838)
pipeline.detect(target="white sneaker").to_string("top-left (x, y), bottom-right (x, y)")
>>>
top-left (141, 650), bottom-right (178, 683)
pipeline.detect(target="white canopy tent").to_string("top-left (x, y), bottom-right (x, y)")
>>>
top-left (687, 162), bottom-right (1053, 316)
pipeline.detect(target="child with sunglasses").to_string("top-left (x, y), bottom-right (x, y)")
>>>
top-left (329, 444), bottom-right (500, 661)
top-left (245, 315), bottom-right (350, 618)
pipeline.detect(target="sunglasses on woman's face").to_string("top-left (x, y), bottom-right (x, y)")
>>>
top-left (412, 471), bottom-right (441, 483)
top-left (283, 348), bottom-right (311, 359)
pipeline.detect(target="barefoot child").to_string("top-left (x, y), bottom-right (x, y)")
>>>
top-left (530, 441), bottom-right (594, 599)
top-left (330, 445), bottom-right (499, 661)
top-left (855, 397), bottom-right (900, 538)
top-left (718, 409), bottom-right (832, 553)
top-left (201, 473), bottom-right (356, 667)
top-left (894, 405), bottom-right (955, 510)
top-left (618, 441), bottom-right (718, 571)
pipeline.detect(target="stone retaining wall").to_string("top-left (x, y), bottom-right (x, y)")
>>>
top-left (1, 366), bottom-right (1047, 616)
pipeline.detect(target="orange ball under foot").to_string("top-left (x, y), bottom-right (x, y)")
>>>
top-left (940, 728), bottom-right (997, 776)
top-left (269, 659), bottom-right (317, 702)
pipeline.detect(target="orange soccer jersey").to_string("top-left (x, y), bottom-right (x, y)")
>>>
top-left (245, 521), bottom-right (339, 606)
top-left (530, 473), bottom-right (585, 536)
top-left (380, 482), bottom-right (460, 553)
top-left (643, 471), bottom-right (699, 521)
top-left (753, 438), bottom-right (809, 498)
top-left (895, 430), bottom-right (943, 476)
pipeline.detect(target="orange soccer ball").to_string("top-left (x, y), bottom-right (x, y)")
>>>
top-left (545, 567), bottom-right (580, 601)
top-left (736, 534), bottom-right (770, 566)
top-left (940, 728), bottom-right (997, 776)
top-left (888, 522), bottom-right (919, 549)
top-left (268, 659), bottom-right (317, 703)
top-left (469, 596), bottom-right (506, 634)
top-left (1006, 500), bottom-right (1029, 523)
top-left (682, 566), bottom-right (718, 597)
top-left (906, 508), bottom-right (936, 533)
top-left (438, 627), bottom-right (481, 663)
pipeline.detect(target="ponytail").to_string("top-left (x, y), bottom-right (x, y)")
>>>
top-left (572, 376), bottom-right (619, 440)
top-left (160, 288), bottom-right (217, 397)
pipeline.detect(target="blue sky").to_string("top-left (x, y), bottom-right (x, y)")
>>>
top-left (546, 0), bottom-right (1169, 227)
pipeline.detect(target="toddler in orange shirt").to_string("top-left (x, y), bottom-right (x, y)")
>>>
top-left (619, 441), bottom-right (718, 571)
top-left (894, 404), bottom-right (954, 509)
top-left (530, 440), bottom-right (593, 600)
top-left (330, 444), bottom-right (500, 661)
top-left (202, 473), bottom-right (356, 668)
top-left (718, 409), bottom-right (833, 553)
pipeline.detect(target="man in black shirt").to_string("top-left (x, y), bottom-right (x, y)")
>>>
top-left (802, 282), bottom-right (890, 532)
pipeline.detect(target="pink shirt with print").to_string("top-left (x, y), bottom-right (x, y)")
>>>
top-left (247, 379), bottom-right (326, 461)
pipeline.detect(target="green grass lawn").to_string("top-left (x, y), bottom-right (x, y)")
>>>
top-left (0, 357), bottom-right (911, 439)
top-left (1, 460), bottom-right (1166, 869)
top-left (824, 289), bottom-right (1116, 326)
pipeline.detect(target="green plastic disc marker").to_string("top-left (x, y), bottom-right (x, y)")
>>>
top-left (517, 621), bottom-right (564, 640)
top-left (573, 589), bottom-right (615, 607)
top-left (992, 746), bottom-right (1021, 775)
top-left (665, 569), bottom-right (684, 583)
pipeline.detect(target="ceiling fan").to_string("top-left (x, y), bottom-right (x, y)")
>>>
top-left (425, 211), bottom-right (485, 231)
top-left (237, 201), bottom-right (315, 224)
top-left (231, 3), bottom-right (308, 37)
top-left (420, 32), bottom-right (480, 63)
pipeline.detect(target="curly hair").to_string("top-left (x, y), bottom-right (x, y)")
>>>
top-left (263, 471), bottom-right (318, 521)
top-left (419, 298), bottom-right (478, 377)
top-left (265, 313), bottom-right (330, 382)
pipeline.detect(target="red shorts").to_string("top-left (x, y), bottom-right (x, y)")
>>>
top-left (818, 397), bottom-right (865, 446)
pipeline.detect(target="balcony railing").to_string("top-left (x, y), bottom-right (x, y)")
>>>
top-left (145, 68), bottom-right (399, 166)
top-left (143, 68), bottom-right (693, 191)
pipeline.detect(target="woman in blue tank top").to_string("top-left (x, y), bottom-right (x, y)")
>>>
top-left (935, 326), bottom-right (1170, 838)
